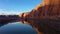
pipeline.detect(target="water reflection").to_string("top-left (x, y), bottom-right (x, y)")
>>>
top-left (0, 22), bottom-right (37, 34)
top-left (21, 19), bottom-right (60, 34)
top-left (0, 19), bottom-right (60, 34)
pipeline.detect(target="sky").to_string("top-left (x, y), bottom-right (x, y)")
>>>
top-left (0, 0), bottom-right (42, 15)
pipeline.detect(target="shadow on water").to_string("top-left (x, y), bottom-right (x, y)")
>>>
top-left (21, 18), bottom-right (60, 34)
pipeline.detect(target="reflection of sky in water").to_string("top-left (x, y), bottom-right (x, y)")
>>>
top-left (0, 22), bottom-right (37, 34)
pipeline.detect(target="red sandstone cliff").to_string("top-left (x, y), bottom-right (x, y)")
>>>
top-left (19, 0), bottom-right (60, 19)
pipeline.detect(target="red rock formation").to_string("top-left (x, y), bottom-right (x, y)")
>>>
top-left (42, 0), bottom-right (60, 16)
top-left (19, 0), bottom-right (60, 18)
top-left (24, 0), bottom-right (60, 18)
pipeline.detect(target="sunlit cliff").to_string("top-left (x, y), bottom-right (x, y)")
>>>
top-left (19, 0), bottom-right (60, 18)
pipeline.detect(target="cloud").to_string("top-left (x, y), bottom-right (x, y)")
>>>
top-left (0, 9), bottom-right (19, 15)
top-left (0, 9), bottom-right (29, 15)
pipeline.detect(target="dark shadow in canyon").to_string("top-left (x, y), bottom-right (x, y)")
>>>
top-left (21, 18), bottom-right (60, 34)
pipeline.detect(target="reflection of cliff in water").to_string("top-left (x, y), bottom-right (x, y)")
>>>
top-left (21, 18), bottom-right (60, 34)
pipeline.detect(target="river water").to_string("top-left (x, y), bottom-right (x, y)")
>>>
top-left (0, 19), bottom-right (60, 34)
top-left (0, 22), bottom-right (37, 34)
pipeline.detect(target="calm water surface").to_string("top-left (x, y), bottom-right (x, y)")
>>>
top-left (0, 22), bottom-right (37, 34)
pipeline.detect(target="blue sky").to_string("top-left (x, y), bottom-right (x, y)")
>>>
top-left (0, 0), bottom-right (42, 15)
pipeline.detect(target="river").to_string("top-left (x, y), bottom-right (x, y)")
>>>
top-left (0, 19), bottom-right (60, 34)
top-left (0, 22), bottom-right (37, 34)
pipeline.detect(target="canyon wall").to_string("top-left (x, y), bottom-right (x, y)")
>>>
top-left (19, 0), bottom-right (60, 18)
top-left (42, 0), bottom-right (60, 16)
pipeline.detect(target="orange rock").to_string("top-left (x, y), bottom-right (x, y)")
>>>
top-left (35, 4), bottom-right (42, 10)
top-left (19, 0), bottom-right (60, 18)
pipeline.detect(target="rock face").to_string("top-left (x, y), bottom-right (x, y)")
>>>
top-left (21, 0), bottom-right (60, 18)
top-left (42, 0), bottom-right (60, 16)
top-left (19, 0), bottom-right (60, 18)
